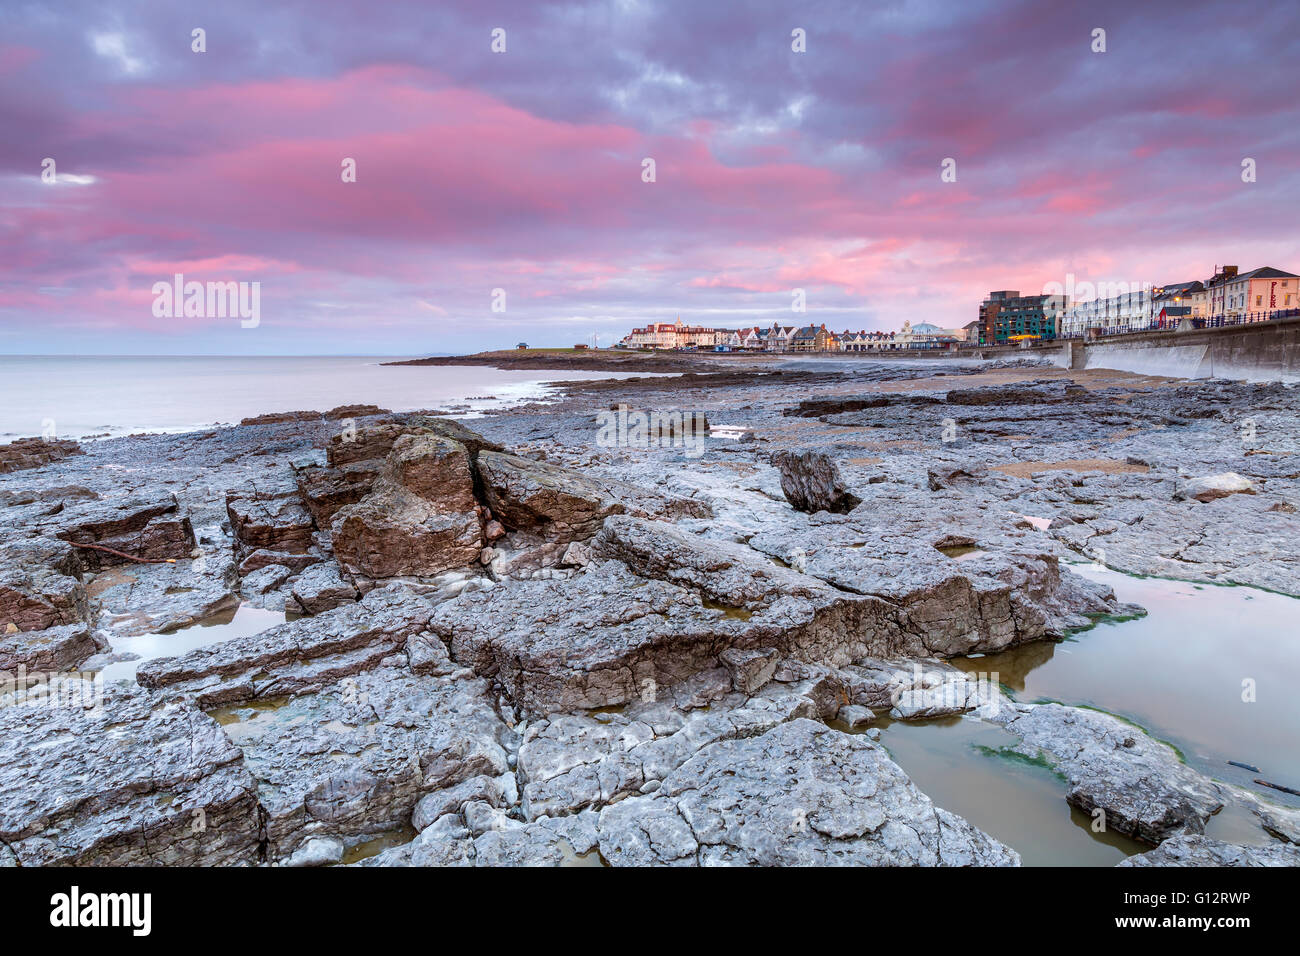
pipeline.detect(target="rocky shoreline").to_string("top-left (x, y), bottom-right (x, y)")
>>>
top-left (2, 356), bottom-right (1298, 867)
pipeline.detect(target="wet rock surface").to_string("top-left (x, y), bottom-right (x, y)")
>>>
top-left (985, 701), bottom-right (1225, 844)
top-left (1119, 834), bottom-right (1300, 867)
top-left (594, 719), bottom-right (1019, 866)
top-left (3, 361), bottom-right (1298, 866)
top-left (0, 685), bottom-right (260, 865)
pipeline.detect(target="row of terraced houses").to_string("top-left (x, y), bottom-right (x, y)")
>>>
top-left (978, 264), bottom-right (1300, 345)
top-left (619, 318), bottom-right (976, 352)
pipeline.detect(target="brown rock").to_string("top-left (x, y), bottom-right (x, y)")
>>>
top-left (331, 435), bottom-right (484, 579)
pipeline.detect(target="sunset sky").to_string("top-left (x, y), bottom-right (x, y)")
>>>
top-left (2, 0), bottom-right (1298, 354)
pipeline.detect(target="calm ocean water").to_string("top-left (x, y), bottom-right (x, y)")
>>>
top-left (0, 355), bottom-right (639, 441)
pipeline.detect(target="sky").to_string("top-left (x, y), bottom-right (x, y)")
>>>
top-left (1, 0), bottom-right (1298, 355)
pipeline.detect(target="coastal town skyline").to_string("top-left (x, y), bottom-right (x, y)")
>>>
top-left (2, 0), bottom-right (1298, 354)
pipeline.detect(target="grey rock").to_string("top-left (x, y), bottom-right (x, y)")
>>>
top-left (284, 836), bottom-right (344, 867)
top-left (1119, 833), bottom-right (1300, 867)
top-left (412, 774), bottom-right (510, 831)
top-left (241, 563), bottom-right (292, 597)
top-left (0, 685), bottom-right (260, 866)
top-left (1175, 472), bottom-right (1255, 503)
top-left (838, 704), bottom-right (874, 728)
top-left (989, 702), bottom-right (1225, 844)
top-left (219, 664), bottom-right (509, 862)
top-left (596, 719), bottom-right (1019, 866)
top-left (0, 623), bottom-right (101, 673)
top-left (771, 449), bottom-right (862, 514)
top-left (136, 585), bottom-right (435, 708)
top-left (290, 561), bottom-right (358, 614)
top-left (0, 537), bottom-right (87, 632)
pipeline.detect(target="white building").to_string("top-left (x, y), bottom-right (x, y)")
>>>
top-left (1061, 288), bottom-right (1153, 337)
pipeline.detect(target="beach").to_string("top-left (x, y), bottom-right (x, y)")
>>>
top-left (2, 353), bottom-right (1298, 868)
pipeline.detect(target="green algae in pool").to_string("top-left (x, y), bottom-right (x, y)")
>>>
top-left (98, 604), bottom-right (286, 684)
top-left (949, 564), bottom-right (1300, 807)
top-left (861, 715), bottom-right (1147, 866)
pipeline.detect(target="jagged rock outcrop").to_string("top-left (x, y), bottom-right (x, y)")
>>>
top-left (56, 493), bottom-right (196, 568)
top-left (0, 537), bottom-right (87, 632)
top-left (332, 434), bottom-right (484, 579)
top-left (0, 623), bottom-right (102, 673)
top-left (226, 474), bottom-right (315, 557)
top-left (770, 449), bottom-right (862, 514)
top-left (746, 521), bottom-right (1126, 656)
top-left (220, 662), bottom-right (510, 862)
top-left (290, 561), bottom-right (358, 614)
top-left (0, 436), bottom-right (83, 474)
top-left (432, 521), bottom-right (902, 715)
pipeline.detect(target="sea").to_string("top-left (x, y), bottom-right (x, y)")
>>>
top-left (0, 355), bottom-right (651, 442)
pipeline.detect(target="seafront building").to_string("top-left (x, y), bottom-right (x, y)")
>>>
top-left (976, 292), bottom-right (1068, 344)
top-left (1060, 288), bottom-right (1151, 337)
top-left (1054, 265), bottom-right (1298, 338)
top-left (617, 263), bottom-right (1299, 352)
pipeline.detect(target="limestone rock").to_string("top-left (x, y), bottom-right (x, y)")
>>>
top-left (290, 561), bottom-right (358, 614)
top-left (1175, 472), bottom-right (1255, 503)
top-left (771, 449), bottom-right (862, 514)
top-left (596, 719), bottom-right (1019, 866)
top-left (219, 664), bottom-right (509, 861)
top-left (226, 481), bottom-right (315, 556)
top-left (1119, 834), bottom-right (1300, 867)
top-left (0, 537), bottom-right (87, 632)
top-left (331, 434), bottom-right (484, 579)
top-left (56, 494), bottom-right (196, 568)
top-left (0, 623), bottom-right (101, 673)
top-left (136, 585), bottom-right (434, 707)
top-left (990, 702), bottom-right (1225, 844)
top-left (0, 685), bottom-right (260, 866)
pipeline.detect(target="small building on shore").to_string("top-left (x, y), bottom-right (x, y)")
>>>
top-left (790, 324), bottom-right (837, 351)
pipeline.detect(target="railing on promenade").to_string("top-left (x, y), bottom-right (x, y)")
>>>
top-left (1058, 308), bottom-right (1300, 340)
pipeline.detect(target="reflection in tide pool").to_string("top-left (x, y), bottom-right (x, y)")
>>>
top-left (951, 565), bottom-right (1300, 806)
top-left (98, 604), bottom-right (286, 684)
top-left (860, 716), bottom-right (1146, 866)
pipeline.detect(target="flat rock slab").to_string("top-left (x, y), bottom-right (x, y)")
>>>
top-left (746, 518), bottom-right (1124, 656)
top-left (91, 548), bottom-right (239, 637)
top-left (432, 550), bottom-right (898, 715)
top-left (290, 561), bottom-right (358, 614)
top-left (357, 810), bottom-right (601, 867)
top-left (136, 585), bottom-right (434, 707)
top-left (0, 623), bottom-right (101, 673)
top-left (595, 719), bottom-right (1019, 866)
top-left (1119, 833), bottom-right (1300, 866)
top-left (214, 664), bottom-right (509, 862)
top-left (518, 686), bottom-right (817, 820)
top-left (0, 685), bottom-right (260, 866)
top-left (477, 450), bottom-right (708, 543)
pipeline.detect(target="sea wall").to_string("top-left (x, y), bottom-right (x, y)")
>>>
top-left (1080, 316), bottom-right (1300, 383)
